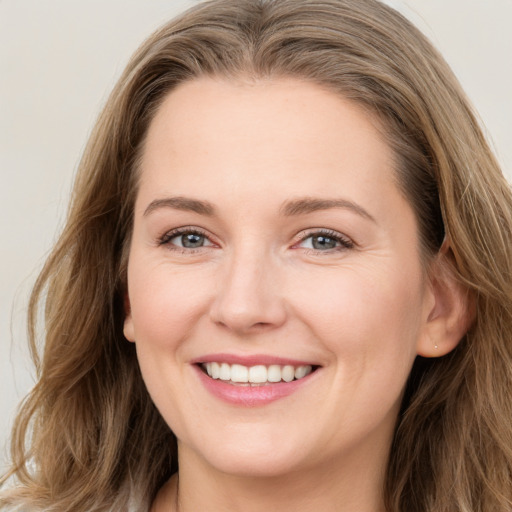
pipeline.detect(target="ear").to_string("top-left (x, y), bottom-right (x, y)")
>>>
top-left (417, 241), bottom-right (475, 358)
top-left (123, 292), bottom-right (136, 343)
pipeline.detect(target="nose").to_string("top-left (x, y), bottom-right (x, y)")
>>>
top-left (209, 249), bottom-right (287, 335)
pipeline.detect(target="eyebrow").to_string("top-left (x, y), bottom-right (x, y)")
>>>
top-left (280, 197), bottom-right (375, 222)
top-left (143, 196), bottom-right (216, 217)
top-left (143, 195), bottom-right (375, 222)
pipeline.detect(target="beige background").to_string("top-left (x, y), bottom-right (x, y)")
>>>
top-left (1, 0), bottom-right (511, 466)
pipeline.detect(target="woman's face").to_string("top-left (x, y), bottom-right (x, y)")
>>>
top-left (124, 78), bottom-right (435, 478)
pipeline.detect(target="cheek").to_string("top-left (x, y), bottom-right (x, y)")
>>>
top-left (295, 260), bottom-right (425, 381)
top-left (125, 259), bottom-right (215, 431)
top-left (126, 259), bottom-right (214, 349)
top-left (275, 261), bottom-right (427, 449)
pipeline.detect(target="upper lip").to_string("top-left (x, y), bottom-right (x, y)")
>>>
top-left (190, 353), bottom-right (320, 367)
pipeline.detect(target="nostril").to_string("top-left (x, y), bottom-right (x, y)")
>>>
top-left (253, 321), bottom-right (274, 330)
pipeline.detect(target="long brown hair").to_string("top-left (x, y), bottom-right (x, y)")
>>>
top-left (2, 1), bottom-right (512, 510)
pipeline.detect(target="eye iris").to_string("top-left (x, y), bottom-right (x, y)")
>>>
top-left (182, 233), bottom-right (204, 248)
top-left (312, 235), bottom-right (337, 250)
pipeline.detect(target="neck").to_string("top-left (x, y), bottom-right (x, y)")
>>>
top-left (153, 442), bottom-right (389, 512)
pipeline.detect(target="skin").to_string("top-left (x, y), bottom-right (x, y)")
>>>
top-left (124, 78), bottom-right (465, 511)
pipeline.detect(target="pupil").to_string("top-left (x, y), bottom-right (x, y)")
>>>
top-left (182, 233), bottom-right (204, 248)
top-left (312, 235), bottom-right (336, 250)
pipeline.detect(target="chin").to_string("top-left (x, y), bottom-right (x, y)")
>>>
top-left (180, 430), bottom-right (312, 478)
top-left (204, 452), bottom-right (305, 479)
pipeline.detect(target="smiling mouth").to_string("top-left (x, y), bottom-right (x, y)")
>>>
top-left (199, 362), bottom-right (317, 386)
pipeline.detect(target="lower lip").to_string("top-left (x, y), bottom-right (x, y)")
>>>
top-left (193, 365), bottom-right (317, 407)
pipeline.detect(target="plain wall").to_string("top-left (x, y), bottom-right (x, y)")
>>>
top-left (1, 0), bottom-right (511, 468)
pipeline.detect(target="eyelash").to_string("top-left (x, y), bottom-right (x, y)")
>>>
top-left (293, 229), bottom-right (355, 253)
top-left (158, 227), bottom-right (354, 253)
top-left (158, 226), bottom-right (213, 253)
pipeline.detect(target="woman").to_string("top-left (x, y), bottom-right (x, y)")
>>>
top-left (1, 0), bottom-right (511, 510)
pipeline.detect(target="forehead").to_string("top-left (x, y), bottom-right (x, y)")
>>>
top-left (137, 77), bottom-right (400, 218)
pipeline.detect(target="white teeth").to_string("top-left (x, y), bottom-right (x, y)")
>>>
top-left (248, 365), bottom-right (267, 383)
top-left (202, 362), bottom-right (313, 384)
top-left (267, 365), bottom-right (282, 382)
top-left (294, 366), bottom-right (308, 379)
top-left (231, 364), bottom-right (249, 383)
top-left (281, 365), bottom-right (295, 382)
top-left (219, 363), bottom-right (231, 381)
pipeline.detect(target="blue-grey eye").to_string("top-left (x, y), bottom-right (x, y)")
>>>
top-left (311, 235), bottom-right (338, 250)
top-left (168, 231), bottom-right (212, 248)
top-left (182, 233), bottom-right (204, 248)
top-left (298, 232), bottom-right (352, 251)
